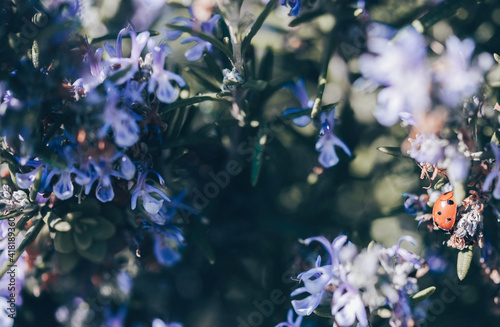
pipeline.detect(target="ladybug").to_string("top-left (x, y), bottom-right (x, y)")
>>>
top-left (432, 192), bottom-right (457, 231)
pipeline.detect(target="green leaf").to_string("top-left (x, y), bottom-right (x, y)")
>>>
top-left (92, 216), bottom-right (116, 240)
top-left (19, 216), bottom-right (45, 250)
top-left (411, 0), bottom-right (469, 32)
top-left (242, 80), bottom-right (268, 91)
top-left (495, 53), bottom-right (500, 64)
top-left (289, 10), bottom-right (324, 27)
top-left (377, 146), bottom-right (406, 157)
top-left (73, 230), bottom-right (93, 251)
top-left (203, 52), bottom-right (223, 82)
top-left (56, 252), bottom-right (79, 273)
top-left (258, 47), bottom-right (274, 81)
top-left (251, 123), bottom-right (267, 187)
top-left (165, 23), bottom-right (234, 62)
top-left (54, 231), bottom-right (75, 254)
top-left (159, 94), bottom-right (229, 116)
top-left (457, 246), bottom-right (474, 281)
top-left (313, 306), bottom-right (334, 318)
top-left (78, 240), bottom-right (107, 263)
top-left (241, 0), bottom-right (279, 53)
top-left (310, 26), bottom-right (337, 118)
top-left (48, 216), bottom-right (72, 232)
top-left (410, 286), bottom-right (436, 304)
top-left (185, 66), bottom-right (221, 92)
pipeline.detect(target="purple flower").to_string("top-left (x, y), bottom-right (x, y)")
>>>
top-left (315, 109), bottom-right (351, 168)
top-left (435, 36), bottom-right (485, 107)
top-left (103, 306), bottom-right (127, 327)
top-left (131, 169), bottom-right (171, 215)
top-left (152, 318), bottom-right (183, 327)
top-left (148, 189), bottom-right (199, 225)
top-left (105, 25), bottom-right (150, 85)
top-left (153, 226), bottom-right (185, 267)
top-left (281, 79), bottom-right (314, 127)
top-left (167, 12), bottom-right (220, 61)
top-left (98, 92), bottom-right (141, 148)
top-left (147, 41), bottom-right (186, 103)
top-left (290, 235), bottom-right (347, 316)
top-left (332, 282), bottom-right (368, 327)
top-left (359, 24), bottom-right (431, 126)
top-left (407, 133), bottom-right (446, 165)
top-left (281, 0), bottom-right (302, 16)
top-left (275, 309), bottom-right (303, 327)
top-left (0, 297), bottom-right (14, 325)
top-left (73, 38), bottom-right (109, 95)
top-left (84, 151), bottom-right (136, 203)
top-left (402, 193), bottom-right (427, 215)
top-left (483, 143), bottom-right (500, 199)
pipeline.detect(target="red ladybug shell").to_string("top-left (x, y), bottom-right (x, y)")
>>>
top-left (432, 192), bottom-right (457, 231)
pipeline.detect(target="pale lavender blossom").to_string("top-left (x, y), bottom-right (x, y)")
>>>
top-left (407, 133), bottom-right (446, 165)
top-left (434, 36), bottom-right (485, 107)
top-left (290, 235), bottom-right (347, 316)
top-left (315, 109), bottom-right (351, 168)
top-left (275, 309), bottom-right (303, 327)
top-left (105, 25), bottom-right (150, 85)
top-left (147, 40), bottom-right (186, 103)
top-left (131, 169), bottom-right (171, 215)
top-left (0, 297), bottom-right (13, 325)
top-left (442, 144), bottom-right (470, 184)
top-left (98, 92), bottom-right (141, 148)
top-left (84, 152), bottom-right (136, 203)
top-left (167, 12), bottom-right (220, 61)
top-left (483, 143), bottom-right (500, 198)
top-left (72, 38), bottom-right (109, 95)
top-left (359, 24), bottom-right (431, 126)
top-left (332, 282), bottom-right (368, 327)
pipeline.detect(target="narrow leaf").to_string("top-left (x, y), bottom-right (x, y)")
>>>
top-left (185, 66), bottom-right (221, 92)
top-left (159, 94), bottom-right (230, 116)
top-left (251, 122), bottom-right (267, 187)
top-left (410, 286), bottom-right (436, 304)
top-left (289, 10), bottom-right (324, 27)
top-left (377, 146), bottom-right (406, 157)
top-left (313, 306), bottom-right (334, 318)
top-left (165, 23), bottom-right (234, 62)
top-left (310, 26), bottom-right (336, 118)
top-left (457, 246), bottom-right (474, 281)
top-left (411, 0), bottom-right (469, 32)
top-left (203, 52), bottom-right (224, 82)
top-left (241, 0), bottom-right (279, 53)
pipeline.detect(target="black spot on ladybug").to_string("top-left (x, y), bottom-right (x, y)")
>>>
top-left (437, 211), bottom-right (442, 215)
top-left (447, 200), bottom-right (454, 205)
top-left (446, 218), bottom-right (451, 221)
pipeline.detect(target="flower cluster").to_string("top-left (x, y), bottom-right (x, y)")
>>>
top-left (277, 235), bottom-right (427, 327)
